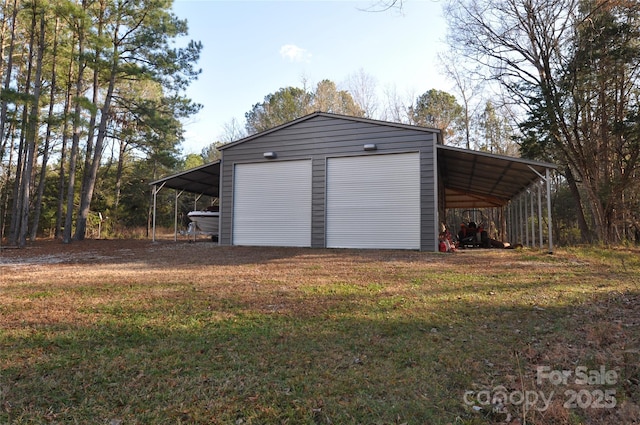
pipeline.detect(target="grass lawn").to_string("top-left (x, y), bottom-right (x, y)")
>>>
top-left (0, 240), bottom-right (639, 424)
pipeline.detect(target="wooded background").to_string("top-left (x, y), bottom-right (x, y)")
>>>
top-left (1, 0), bottom-right (638, 247)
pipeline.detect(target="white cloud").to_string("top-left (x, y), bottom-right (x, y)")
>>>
top-left (279, 44), bottom-right (312, 63)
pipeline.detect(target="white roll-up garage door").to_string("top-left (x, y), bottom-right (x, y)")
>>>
top-left (326, 153), bottom-right (420, 249)
top-left (233, 160), bottom-right (312, 247)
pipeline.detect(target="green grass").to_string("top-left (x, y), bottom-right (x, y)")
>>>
top-left (0, 244), bottom-right (638, 424)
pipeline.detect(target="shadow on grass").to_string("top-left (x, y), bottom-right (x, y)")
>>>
top-left (0, 238), bottom-right (533, 269)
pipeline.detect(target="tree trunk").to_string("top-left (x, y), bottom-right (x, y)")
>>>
top-left (564, 165), bottom-right (591, 243)
top-left (0, 121), bottom-right (16, 242)
top-left (63, 16), bottom-right (87, 244)
top-left (74, 2), bottom-right (106, 241)
top-left (31, 13), bottom-right (57, 241)
top-left (55, 34), bottom-right (76, 239)
top-left (17, 2), bottom-right (46, 247)
top-left (8, 48), bottom-right (32, 246)
top-left (0, 0), bottom-right (19, 159)
top-left (0, 0), bottom-right (19, 244)
top-left (75, 61), bottom-right (117, 240)
top-left (73, 78), bottom-right (98, 241)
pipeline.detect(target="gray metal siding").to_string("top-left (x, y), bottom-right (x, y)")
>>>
top-left (219, 157), bottom-right (233, 246)
top-left (219, 114), bottom-right (439, 250)
top-left (311, 158), bottom-right (326, 247)
top-left (421, 144), bottom-right (438, 251)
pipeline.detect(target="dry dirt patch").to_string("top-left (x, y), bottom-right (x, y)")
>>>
top-left (0, 238), bottom-right (531, 268)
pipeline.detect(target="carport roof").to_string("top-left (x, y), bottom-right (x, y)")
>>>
top-left (437, 145), bottom-right (556, 209)
top-left (149, 160), bottom-right (220, 197)
top-left (148, 136), bottom-right (556, 210)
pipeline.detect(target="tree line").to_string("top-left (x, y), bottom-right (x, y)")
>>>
top-left (444, 0), bottom-right (640, 244)
top-left (207, 76), bottom-right (517, 155)
top-left (0, 0), bottom-right (201, 246)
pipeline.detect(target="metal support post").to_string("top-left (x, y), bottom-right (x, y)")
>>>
top-left (530, 189), bottom-right (535, 248)
top-left (528, 165), bottom-right (555, 254)
top-left (537, 182), bottom-right (543, 250)
top-left (152, 185), bottom-right (157, 242)
top-left (546, 168), bottom-right (554, 254)
top-left (174, 189), bottom-right (185, 242)
top-left (151, 181), bottom-right (166, 243)
top-left (518, 194), bottom-right (523, 245)
top-left (524, 192), bottom-right (529, 247)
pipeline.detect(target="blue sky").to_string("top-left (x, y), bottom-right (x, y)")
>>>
top-left (171, 0), bottom-right (451, 154)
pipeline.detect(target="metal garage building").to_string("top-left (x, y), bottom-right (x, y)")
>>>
top-left (150, 112), bottom-right (556, 252)
top-left (217, 113), bottom-right (438, 250)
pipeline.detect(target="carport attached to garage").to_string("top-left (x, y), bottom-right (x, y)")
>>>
top-left (150, 112), bottom-right (555, 251)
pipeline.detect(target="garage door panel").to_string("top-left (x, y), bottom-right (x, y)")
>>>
top-left (326, 153), bottom-right (420, 249)
top-left (233, 160), bottom-right (311, 247)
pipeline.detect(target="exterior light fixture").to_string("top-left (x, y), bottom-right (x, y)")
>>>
top-left (363, 144), bottom-right (377, 151)
top-left (263, 152), bottom-right (277, 159)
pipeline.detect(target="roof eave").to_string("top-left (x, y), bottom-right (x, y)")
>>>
top-left (218, 112), bottom-right (442, 151)
top-left (148, 160), bottom-right (221, 187)
top-left (436, 144), bottom-right (557, 170)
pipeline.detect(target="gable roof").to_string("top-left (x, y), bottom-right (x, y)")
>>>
top-left (218, 111), bottom-right (442, 151)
